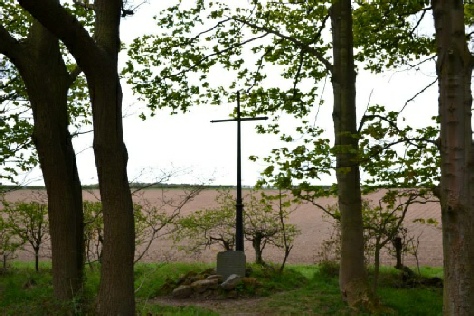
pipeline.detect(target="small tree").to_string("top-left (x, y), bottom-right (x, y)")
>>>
top-left (83, 201), bottom-right (156, 265)
top-left (2, 201), bottom-right (49, 271)
top-left (173, 189), bottom-right (236, 253)
top-left (83, 201), bottom-right (104, 267)
top-left (273, 190), bottom-right (300, 272)
top-left (244, 191), bottom-right (280, 265)
top-left (245, 190), bottom-right (300, 269)
top-left (133, 185), bottom-right (203, 263)
top-left (83, 183), bottom-right (203, 265)
top-left (0, 216), bottom-right (23, 269)
top-left (323, 189), bottom-right (436, 291)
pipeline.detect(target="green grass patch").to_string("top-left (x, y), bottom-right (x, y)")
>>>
top-left (0, 261), bottom-right (443, 315)
top-left (134, 262), bottom-right (214, 298)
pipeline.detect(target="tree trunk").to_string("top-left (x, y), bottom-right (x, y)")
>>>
top-left (252, 235), bottom-right (264, 265)
top-left (92, 74), bottom-right (135, 316)
top-left (91, 2), bottom-right (136, 314)
top-left (34, 246), bottom-right (39, 272)
top-left (373, 243), bottom-right (381, 292)
top-left (392, 237), bottom-right (403, 269)
top-left (331, 0), bottom-right (375, 309)
top-left (432, 1), bottom-right (474, 314)
top-left (6, 21), bottom-right (84, 301)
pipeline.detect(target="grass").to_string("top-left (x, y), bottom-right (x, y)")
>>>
top-left (0, 261), bottom-right (443, 315)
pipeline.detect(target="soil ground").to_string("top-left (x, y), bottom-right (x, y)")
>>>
top-left (2, 188), bottom-right (442, 267)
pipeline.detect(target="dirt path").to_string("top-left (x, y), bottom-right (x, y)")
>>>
top-left (150, 296), bottom-right (270, 315)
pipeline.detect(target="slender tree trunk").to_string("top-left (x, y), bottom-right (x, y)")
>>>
top-left (331, 0), bottom-right (374, 309)
top-left (34, 247), bottom-right (39, 272)
top-left (373, 244), bottom-right (381, 292)
top-left (9, 21), bottom-right (84, 301)
top-left (253, 236), bottom-right (264, 265)
top-left (432, 1), bottom-right (474, 314)
top-left (392, 237), bottom-right (403, 269)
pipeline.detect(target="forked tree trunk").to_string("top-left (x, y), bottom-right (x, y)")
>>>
top-left (17, 0), bottom-right (137, 313)
top-left (4, 21), bottom-right (84, 301)
top-left (331, 0), bottom-right (375, 309)
top-left (432, 1), bottom-right (474, 314)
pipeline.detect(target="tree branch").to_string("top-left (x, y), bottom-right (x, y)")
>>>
top-left (399, 78), bottom-right (437, 113)
top-left (167, 33), bottom-right (270, 79)
top-left (0, 24), bottom-right (23, 60)
top-left (232, 16), bottom-right (333, 74)
top-left (17, 0), bottom-right (104, 76)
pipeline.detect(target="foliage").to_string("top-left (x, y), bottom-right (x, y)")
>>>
top-left (83, 201), bottom-right (104, 266)
top-left (125, 0), bottom-right (433, 117)
top-left (124, 1), bottom-right (332, 121)
top-left (352, 0), bottom-right (434, 73)
top-left (0, 197), bottom-right (49, 271)
top-left (0, 58), bottom-right (36, 183)
top-left (244, 190), bottom-right (300, 269)
top-left (358, 106), bottom-right (440, 189)
top-left (0, 1), bottom-right (94, 184)
top-left (0, 216), bottom-right (23, 269)
top-left (124, 1), bottom-right (440, 195)
top-left (173, 189), bottom-right (236, 253)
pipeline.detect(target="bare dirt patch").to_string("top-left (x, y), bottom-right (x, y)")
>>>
top-left (150, 296), bottom-right (270, 315)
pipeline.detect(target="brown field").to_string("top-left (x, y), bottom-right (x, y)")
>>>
top-left (2, 188), bottom-right (443, 267)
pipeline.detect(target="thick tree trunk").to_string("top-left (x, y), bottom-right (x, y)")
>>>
top-left (91, 1), bottom-right (136, 314)
top-left (432, 1), bottom-right (474, 315)
top-left (11, 22), bottom-right (84, 301)
top-left (331, 0), bottom-right (374, 309)
top-left (92, 75), bottom-right (135, 315)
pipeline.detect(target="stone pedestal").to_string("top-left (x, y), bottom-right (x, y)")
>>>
top-left (216, 251), bottom-right (246, 279)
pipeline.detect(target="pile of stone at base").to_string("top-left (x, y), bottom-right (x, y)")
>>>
top-left (167, 269), bottom-right (261, 299)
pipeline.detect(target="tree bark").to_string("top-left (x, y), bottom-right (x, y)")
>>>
top-left (331, 0), bottom-right (374, 309)
top-left (0, 20), bottom-right (84, 301)
top-left (252, 235), bottom-right (264, 265)
top-left (17, 0), bottom-right (136, 314)
top-left (432, 1), bottom-right (474, 314)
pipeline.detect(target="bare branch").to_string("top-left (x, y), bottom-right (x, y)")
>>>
top-left (399, 78), bottom-right (437, 113)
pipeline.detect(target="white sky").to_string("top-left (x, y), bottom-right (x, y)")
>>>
top-left (19, 1), bottom-right (439, 187)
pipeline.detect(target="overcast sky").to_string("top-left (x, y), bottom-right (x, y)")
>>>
top-left (20, 1), bottom-right (439, 187)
